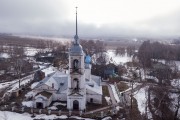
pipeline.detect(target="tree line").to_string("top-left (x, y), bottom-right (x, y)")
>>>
top-left (138, 40), bottom-right (180, 68)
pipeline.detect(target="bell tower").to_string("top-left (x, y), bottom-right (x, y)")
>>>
top-left (67, 7), bottom-right (86, 111)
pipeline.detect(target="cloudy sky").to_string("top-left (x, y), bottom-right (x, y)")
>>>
top-left (0, 0), bottom-right (180, 38)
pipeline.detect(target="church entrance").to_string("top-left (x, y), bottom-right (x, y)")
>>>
top-left (73, 100), bottom-right (79, 110)
top-left (36, 102), bottom-right (43, 109)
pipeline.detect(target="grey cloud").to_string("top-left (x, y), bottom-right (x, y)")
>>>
top-left (0, 0), bottom-right (180, 38)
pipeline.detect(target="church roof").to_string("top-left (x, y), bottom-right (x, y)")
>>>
top-left (86, 79), bottom-right (102, 95)
top-left (34, 70), bottom-right (102, 95)
top-left (85, 55), bottom-right (91, 64)
top-left (33, 71), bottom-right (68, 92)
top-left (70, 43), bottom-right (84, 55)
top-left (36, 91), bottom-right (52, 99)
top-left (69, 6), bottom-right (84, 56)
top-left (86, 75), bottom-right (102, 95)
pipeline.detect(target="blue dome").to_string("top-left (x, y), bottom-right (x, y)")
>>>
top-left (85, 55), bottom-right (91, 64)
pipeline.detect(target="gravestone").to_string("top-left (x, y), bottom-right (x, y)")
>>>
top-left (69, 110), bottom-right (72, 116)
top-left (58, 110), bottom-right (61, 116)
top-left (79, 110), bottom-right (82, 116)
top-left (39, 109), bottom-right (42, 114)
top-left (48, 109), bottom-right (51, 115)
top-left (101, 111), bottom-right (104, 118)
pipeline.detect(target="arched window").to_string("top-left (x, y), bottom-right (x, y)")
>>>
top-left (52, 83), bottom-right (54, 89)
top-left (74, 78), bottom-right (79, 90)
top-left (73, 59), bottom-right (79, 70)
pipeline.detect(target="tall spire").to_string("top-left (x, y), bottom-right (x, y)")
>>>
top-left (74, 6), bottom-right (79, 44)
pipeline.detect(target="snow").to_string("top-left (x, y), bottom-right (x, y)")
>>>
top-left (169, 93), bottom-right (180, 118)
top-left (25, 91), bottom-right (36, 98)
top-left (42, 66), bottom-right (56, 76)
top-left (134, 87), bottom-right (146, 114)
top-left (22, 101), bottom-right (33, 107)
top-left (105, 96), bottom-right (111, 105)
top-left (53, 102), bottom-right (66, 106)
top-left (116, 106), bottom-right (121, 111)
top-left (110, 84), bottom-right (120, 103)
top-left (171, 79), bottom-right (180, 89)
top-left (31, 82), bottom-right (39, 89)
top-left (102, 116), bottom-right (112, 120)
top-left (24, 47), bottom-right (38, 56)
top-left (0, 111), bottom-right (95, 120)
top-left (107, 50), bottom-right (132, 64)
top-left (0, 81), bottom-right (17, 89)
top-left (48, 106), bottom-right (58, 110)
top-left (0, 53), bottom-right (10, 58)
top-left (86, 80), bottom-right (102, 95)
top-left (7, 75), bottom-right (33, 92)
top-left (134, 86), bottom-right (152, 119)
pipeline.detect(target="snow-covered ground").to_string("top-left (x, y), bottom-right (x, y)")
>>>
top-left (171, 79), bottom-right (180, 89)
top-left (22, 101), bottom-right (33, 107)
top-left (0, 53), bottom-right (10, 58)
top-left (7, 75), bottom-right (33, 92)
top-left (134, 86), bottom-right (152, 119)
top-left (24, 47), bottom-right (39, 57)
top-left (0, 111), bottom-right (94, 120)
top-left (42, 66), bottom-right (56, 76)
top-left (53, 102), bottom-right (66, 107)
top-left (158, 59), bottom-right (180, 71)
top-left (134, 87), bottom-right (146, 114)
top-left (169, 93), bottom-right (180, 118)
top-left (30, 82), bottom-right (39, 89)
top-left (107, 50), bottom-right (132, 65)
top-left (0, 80), bottom-right (18, 90)
top-left (105, 96), bottom-right (111, 105)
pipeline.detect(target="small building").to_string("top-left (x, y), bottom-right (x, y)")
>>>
top-left (34, 91), bottom-right (53, 108)
top-left (104, 64), bottom-right (117, 79)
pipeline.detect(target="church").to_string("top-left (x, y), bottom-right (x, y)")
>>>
top-left (32, 8), bottom-right (102, 111)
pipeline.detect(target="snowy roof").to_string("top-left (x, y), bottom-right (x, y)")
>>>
top-left (33, 70), bottom-right (102, 95)
top-left (91, 75), bottom-right (101, 86)
top-left (33, 71), bottom-right (68, 92)
top-left (36, 91), bottom-right (52, 99)
top-left (86, 75), bottom-right (102, 94)
top-left (86, 79), bottom-right (102, 95)
top-left (70, 44), bottom-right (84, 55)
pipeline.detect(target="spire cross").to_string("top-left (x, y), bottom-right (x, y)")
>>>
top-left (74, 6), bottom-right (79, 44)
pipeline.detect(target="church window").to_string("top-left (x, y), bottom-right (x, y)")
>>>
top-left (73, 78), bottom-right (79, 90)
top-left (73, 59), bottom-right (79, 70)
top-left (90, 98), bottom-right (93, 103)
top-left (52, 83), bottom-right (54, 89)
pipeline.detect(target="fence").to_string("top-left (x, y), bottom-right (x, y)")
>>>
top-left (0, 103), bottom-right (118, 119)
top-left (114, 82), bottom-right (130, 107)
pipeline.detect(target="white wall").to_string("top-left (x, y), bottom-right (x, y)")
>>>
top-left (85, 68), bottom-right (91, 81)
top-left (53, 93), bottom-right (67, 101)
top-left (86, 94), bottom-right (102, 104)
top-left (67, 96), bottom-right (86, 111)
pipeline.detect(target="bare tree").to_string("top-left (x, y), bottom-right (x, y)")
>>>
top-left (115, 47), bottom-right (125, 56)
top-left (174, 80), bottom-right (180, 120)
top-left (127, 45), bottom-right (136, 57)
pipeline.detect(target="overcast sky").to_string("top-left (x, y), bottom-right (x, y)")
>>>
top-left (0, 0), bottom-right (180, 38)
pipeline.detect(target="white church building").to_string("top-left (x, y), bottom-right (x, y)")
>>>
top-left (32, 8), bottom-right (102, 111)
